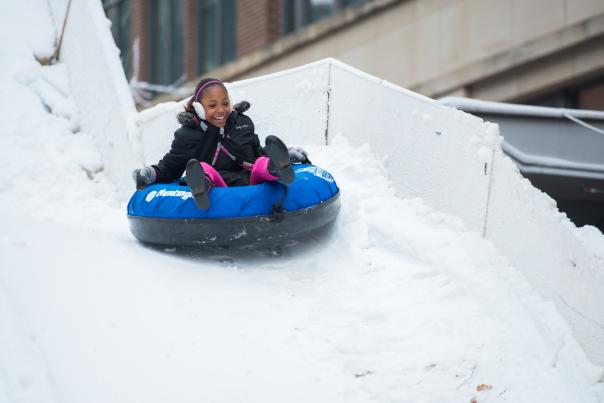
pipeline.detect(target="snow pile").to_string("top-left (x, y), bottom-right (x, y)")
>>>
top-left (0, 0), bottom-right (122, 230)
top-left (2, 134), bottom-right (603, 401)
top-left (46, 0), bottom-right (140, 193)
top-left (296, 135), bottom-right (604, 402)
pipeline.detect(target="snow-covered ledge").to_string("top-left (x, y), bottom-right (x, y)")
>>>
top-left (137, 58), bottom-right (604, 366)
top-left (48, 0), bottom-right (141, 193)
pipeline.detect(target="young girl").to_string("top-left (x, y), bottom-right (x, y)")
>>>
top-left (133, 78), bottom-right (308, 209)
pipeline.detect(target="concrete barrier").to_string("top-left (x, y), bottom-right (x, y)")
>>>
top-left (328, 61), bottom-right (493, 234)
top-left (486, 146), bottom-right (604, 364)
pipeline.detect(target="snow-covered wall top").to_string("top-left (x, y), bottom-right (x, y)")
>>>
top-left (137, 58), bottom-right (604, 366)
top-left (48, 0), bottom-right (140, 193)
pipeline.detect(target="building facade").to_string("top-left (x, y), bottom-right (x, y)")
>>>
top-left (103, 0), bottom-right (604, 110)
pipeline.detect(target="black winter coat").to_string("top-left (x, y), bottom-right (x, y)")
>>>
top-left (153, 110), bottom-right (263, 186)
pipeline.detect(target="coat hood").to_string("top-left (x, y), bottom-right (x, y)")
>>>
top-left (176, 111), bottom-right (198, 128)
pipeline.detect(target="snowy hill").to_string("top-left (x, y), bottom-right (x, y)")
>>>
top-left (0, 1), bottom-right (603, 402)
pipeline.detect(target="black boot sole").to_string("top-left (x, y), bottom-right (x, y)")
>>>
top-left (185, 159), bottom-right (211, 210)
top-left (265, 135), bottom-right (295, 184)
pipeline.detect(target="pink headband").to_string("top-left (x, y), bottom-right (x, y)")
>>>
top-left (194, 80), bottom-right (223, 102)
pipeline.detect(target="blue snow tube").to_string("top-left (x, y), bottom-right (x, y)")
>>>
top-left (127, 164), bottom-right (340, 246)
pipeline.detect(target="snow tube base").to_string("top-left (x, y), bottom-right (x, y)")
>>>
top-left (128, 192), bottom-right (340, 247)
top-left (127, 164), bottom-right (340, 247)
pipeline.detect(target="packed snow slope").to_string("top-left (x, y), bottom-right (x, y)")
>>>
top-left (1, 1), bottom-right (603, 403)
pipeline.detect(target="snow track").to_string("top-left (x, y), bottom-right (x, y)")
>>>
top-left (1, 1), bottom-right (602, 401)
top-left (1, 137), bottom-right (603, 402)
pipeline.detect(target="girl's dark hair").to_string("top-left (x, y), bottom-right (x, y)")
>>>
top-left (180, 78), bottom-right (226, 123)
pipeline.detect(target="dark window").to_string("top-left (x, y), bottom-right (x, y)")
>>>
top-left (528, 90), bottom-right (576, 109)
top-left (103, 0), bottom-right (131, 76)
top-left (282, 0), bottom-right (364, 34)
top-left (148, 0), bottom-right (184, 85)
top-left (283, 0), bottom-right (296, 34)
top-left (578, 81), bottom-right (604, 111)
top-left (341, 0), bottom-right (365, 6)
top-left (306, 0), bottom-right (335, 24)
top-left (196, 0), bottom-right (236, 74)
top-left (525, 77), bottom-right (604, 112)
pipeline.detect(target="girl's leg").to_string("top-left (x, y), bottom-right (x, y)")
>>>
top-left (249, 156), bottom-right (279, 185)
top-left (186, 159), bottom-right (210, 210)
top-left (200, 162), bottom-right (227, 188)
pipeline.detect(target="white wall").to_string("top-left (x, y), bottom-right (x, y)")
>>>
top-left (49, 0), bottom-right (140, 193)
top-left (228, 61), bottom-right (330, 147)
top-left (137, 61), bottom-right (330, 166)
top-left (135, 101), bottom-right (184, 168)
top-left (137, 58), bottom-right (604, 365)
top-left (328, 61), bottom-right (493, 234)
top-left (486, 147), bottom-right (604, 364)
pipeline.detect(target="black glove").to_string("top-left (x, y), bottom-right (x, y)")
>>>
top-left (288, 146), bottom-right (309, 164)
top-left (132, 166), bottom-right (156, 190)
top-left (233, 101), bottom-right (250, 113)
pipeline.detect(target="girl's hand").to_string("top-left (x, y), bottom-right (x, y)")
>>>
top-left (288, 147), bottom-right (309, 163)
top-left (132, 166), bottom-right (157, 190)
top-left (233, 101), bottom-right (250, 113)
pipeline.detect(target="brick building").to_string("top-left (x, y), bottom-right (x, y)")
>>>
top-left (104, 0), bottom-right (604, 111)
top-left (103, 0), bottom-right (354, 86)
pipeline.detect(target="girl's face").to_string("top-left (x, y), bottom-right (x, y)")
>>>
top-left (201, 86), bottom-right (231, 128)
